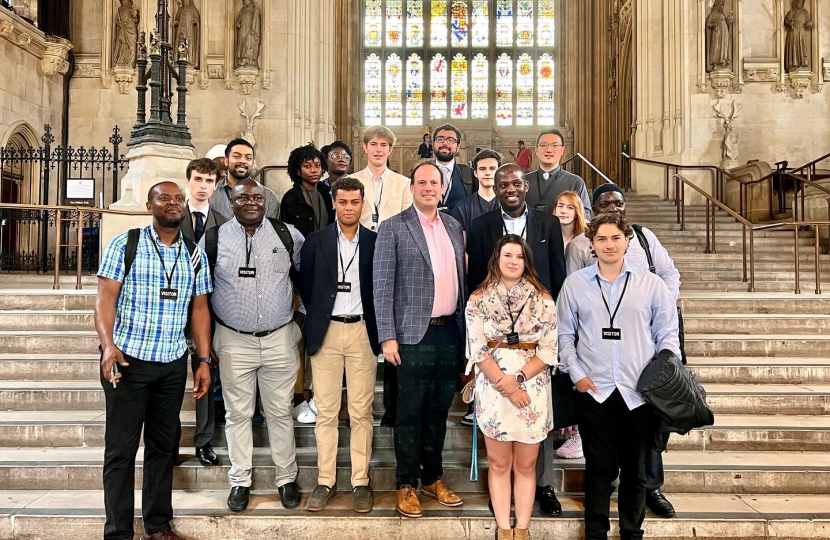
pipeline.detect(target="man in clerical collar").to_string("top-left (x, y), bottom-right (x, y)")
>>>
top-left (524, 129), bottom-right (591, 218)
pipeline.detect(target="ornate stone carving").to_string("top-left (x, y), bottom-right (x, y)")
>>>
top-left (238, 100), bottom-right (265, 147)
top-left (234, 67), bottom-right (258, 95)
top-left (112, 66), bottom-right (135, 95)
top-left (40, 36), bottom-right (73, 77)
top-left (207, 64), bottom-right (224, 79)
top-left (823, 61), bottom-right (830, 82)
top-left (177, 37), bottom-right (189, 65)
top-left (113, 0), bottom-right (140, 68)
top-left (784, 0), bottom-right (812, 73)
top-left (709, 70), bottom-right (733, 99)
top-left (0, 20), bottom-right (13, 37)
top-left (705, 0), bottom-right (733, 73)
top-left (234, 0), bottom-right (261, 69)
top-left (148, 29), bottom-right (161, 56)
top-left (788, 70), bottom-right (812, 99)
top-left (15, 31), bottom-right (30, 48)
top-left (173, 0), bottom-right (200, 69)
top-left (137, 31), bottom-right (147, 61)
top-left (713, 100), bottom-right (741, 169)
top-left (743, 60), bottom-right (779, 82)
top-left (75, 63), bottom-right (99, 78)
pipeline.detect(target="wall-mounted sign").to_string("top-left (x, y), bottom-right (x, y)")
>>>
top-left (65, 178), bottom-right (95, 207)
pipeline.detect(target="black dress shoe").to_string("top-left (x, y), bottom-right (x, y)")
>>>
top-left (535, 485), bottom-right (562, 516)
top-left (380, 408), bottom-right (396, 428)
top-left (646, 489), bottom-right (676, 517)
top-left (195, 444), bottom-right (221, 466)
top-left (227, 486), bottom-right (250, 512)
top-left (278, 481), bottom-right (301, 509)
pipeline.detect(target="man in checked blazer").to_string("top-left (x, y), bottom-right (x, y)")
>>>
top-left (373, 162), bottom-right (466, 519)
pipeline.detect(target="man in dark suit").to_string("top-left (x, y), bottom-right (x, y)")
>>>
top-left (299, 176), bottom-right (379, 514)
top-left (181, 157), bottom-right (227, 467)
top-left (525, 129), bottom-right (592, 218)
top-left (466, 163), bottom-right (567, 299)
top-left (433, 123), bottom-right (478, 213)
top-left (374, 162), bottom-right (466, 519)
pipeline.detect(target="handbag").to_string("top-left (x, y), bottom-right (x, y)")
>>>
top-left (551, 366), bottom-right (577, 430)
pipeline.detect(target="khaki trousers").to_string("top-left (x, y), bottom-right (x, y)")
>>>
top-left (214, 322), bottom-right (302, 488)
top-left (311, 320), bottom-right (377, 487)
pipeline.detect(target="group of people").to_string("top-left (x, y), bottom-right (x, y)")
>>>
top-left (94, 124), bottom-right (683, 540)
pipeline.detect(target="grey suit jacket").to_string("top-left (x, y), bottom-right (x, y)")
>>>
top-left (180, 205), bottom-right (227, 248)
top-left (373, 205), bottom-right (466, 345)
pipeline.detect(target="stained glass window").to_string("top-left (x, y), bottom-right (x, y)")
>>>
top-left (451, 53), bottom-right (468, 119)
top-left (537, 53), bottom-right (555, 125)
top-left (406, 1), bottom-right (424, 47)
top-left (516, 53), bottom-right (534, 125)
top-left (385, 54), bottom-right (403, 125)
top-left (471, 1), bottom-right (488, 47)
top-left (365, 0), bottom-right (382, 47)
top-left (364, 53), bottom-right (382, 123)
top-left (431, 1), bottom-right (448, 47)
top-left (471, 53), bottom-right (488, 119)
top-left (451, 1), bottom-right (469, 47)
top-left (386, 1), bottom-right (403, 47)
top-left (362, 1), bottom-right (557, 126)
top-left (516, 0), bottom-right (533, 47)
top-left (495, 53), bottom-right (513, 125)
top-left (430, 53), bottom-right (448, 119)
top-left (406, 53), bottom-right (424, 125)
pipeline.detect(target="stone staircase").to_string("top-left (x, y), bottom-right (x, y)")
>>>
top-left (0, 193), bottom-right (829, 539)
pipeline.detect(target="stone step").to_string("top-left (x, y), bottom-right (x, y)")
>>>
top-left (3, 491), bottom-right (830, 540)
top-left (0, 331), bottom-right (99, 354)
top-left (682, 281), bottom-right (826, 292)
top-left (648, 228), bottom-right (817, 240)
top-left (0, 291), bottom-right (95, 311)
top-left (3, 410), bottom-right (830, 453)
top-left (0, 311), bottom-right (94, 331)
top-left (675, 261), bottom-right (824, 271)
top-left (1, 381), bottom-right (826, 415)
top-left (2, 447), bottom-right (830, 494)
top-left (0, 354), bottom-right (101, 380)
top-left (679, 293), bottom-right (830, 314)
top-left (688, 357), bottom-right (830, 384)
top-left (0, 274), bottom-right (97, 285)
top-left (680, 270), bottom-right (827, 283)
top-left (684, 313), bottom-right (830, 334)
top-left (659, 236), bottom-right (817, 248)
top-left (686, 334), bottom-right (830, 357)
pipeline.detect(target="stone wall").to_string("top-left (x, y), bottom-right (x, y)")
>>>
top-left (68, 0), bottom-right (337, 202)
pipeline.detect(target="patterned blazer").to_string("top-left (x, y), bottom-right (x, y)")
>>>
top-left (373, 205), bottom-right (466, 345)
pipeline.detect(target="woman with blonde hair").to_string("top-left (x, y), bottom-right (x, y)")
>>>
top-left (465, 234), bottom-right (558, 540)
top-left (555, 190), bottom-right (587, 249)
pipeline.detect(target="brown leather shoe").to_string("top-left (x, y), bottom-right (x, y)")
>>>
top-left (513, 528), bottom-right (530, 540)
top-left (396, 485), bottom-right (422, 518)
top-left (497, 528), bottom-right (514, 540)
top-left (143, 530), bottom-right (186, 540)
top-left (421, 478), bottom-right (463, 507)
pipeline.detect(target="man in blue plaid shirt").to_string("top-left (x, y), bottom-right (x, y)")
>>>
top-left (94, 181), bottom-right (213, 540)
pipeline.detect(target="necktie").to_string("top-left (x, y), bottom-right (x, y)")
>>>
top-left (441, 167), bottom-right (452, 203)
top-left (194, 211), bottom-right (205, 242)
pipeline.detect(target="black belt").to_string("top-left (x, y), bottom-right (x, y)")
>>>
top-left (331, 315), bottom-right (363, 324)
top-left (429, 314), bottom-right (455, 326)
top-left (215, 317), bottom-right (288, 338)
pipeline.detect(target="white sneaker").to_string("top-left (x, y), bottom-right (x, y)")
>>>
top-left (293, 401), bottom-right (316, 424)
top-left (308, 397), bottom-right (319, 415)
top-left (556, 432), bottom-right (584, 459)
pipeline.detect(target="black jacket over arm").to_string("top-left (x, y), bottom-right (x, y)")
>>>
top-left (280, 182), bottom-right (335, 239)
top-left (466, 207), bottom-right (566, 299)
top-left (299, 223), bottom-right (380, 357)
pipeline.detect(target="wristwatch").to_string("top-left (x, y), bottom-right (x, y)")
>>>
top-left (198, 357), bottom-right (212, 366)
top-left (515, 371), bottom-right (527, 384)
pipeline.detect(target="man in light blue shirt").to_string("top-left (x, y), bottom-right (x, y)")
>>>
top-left (558, 213), bottom-right (679, 540)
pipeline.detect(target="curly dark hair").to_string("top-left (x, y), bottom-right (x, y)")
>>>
top-left (585, 212), bottom-right (633, 241)
top-left (330, 176), bottom-right (365, 200)
top-left (287, 142), bottom-right (325, 184)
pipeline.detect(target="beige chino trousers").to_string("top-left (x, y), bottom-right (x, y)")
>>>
top-left (311, 320), bottom-right (377, 488)
top-left (214, 322), bottom-right (302, 488)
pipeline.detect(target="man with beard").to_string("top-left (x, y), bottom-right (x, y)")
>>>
top-left (209, 138), bottom-right (280, 220)
top-left (211, 179), bottom-right (305, 513)
top-left (321, 141), bottom-right (353, 187)
top-left (433, 124), bottom-right (477, 213)
top-left (95, 182), bottom-right (212, 540)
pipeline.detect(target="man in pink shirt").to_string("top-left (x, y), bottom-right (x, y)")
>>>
top-left (373, 162), bottom-right (467, 519)
top-left (509, 140), bottom-right (533, 171)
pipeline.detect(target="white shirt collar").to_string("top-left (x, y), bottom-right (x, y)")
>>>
top-left (336, 220), bottom-right (360, 244)
top-left (501, 204), bottom-right (529, 221)
top-left (437, 159), bottom-right (455, 171)
top-left (187, 200), bottom-right (209, 217)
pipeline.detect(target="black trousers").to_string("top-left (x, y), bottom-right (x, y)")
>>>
top-left (101, 353), bottom-right (188, 540)
top-left (577, 389), bottom-right (656, 540)
top-left (394, 323), bottom-right (460, 489)
top-left (189, 352), bottom-right (215, 447)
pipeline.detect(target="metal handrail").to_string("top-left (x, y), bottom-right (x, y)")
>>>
top-left (560, 153), bottom-right (614, 185)
top-left (788, 151), bottom-right (830, 174)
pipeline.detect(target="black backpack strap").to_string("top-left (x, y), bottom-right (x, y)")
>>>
top-left (632, 224), bottom-right (656, 274)
top-left (203, 225), bottom-right (219, 279)
top-left (122, 228), bottom-right (142, 281)
top-left (181, 236), bottom-right (202, 277)
top-left (267, 217), bottom-right (300, 288)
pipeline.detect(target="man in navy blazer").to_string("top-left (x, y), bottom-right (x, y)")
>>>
top-left (433, 124), bottom-right (478, 213)
top-left (299, 177), bottom-right (379, 514)
top-left (373, 162), bottom-right (466, 518)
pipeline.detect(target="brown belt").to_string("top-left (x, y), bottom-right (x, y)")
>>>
top-left (487, 340), bottom-right (538, 351)
top-left (429, 314), bottom-right (454, 326)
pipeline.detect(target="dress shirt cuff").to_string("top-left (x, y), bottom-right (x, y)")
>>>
top-left (567, 361), bottom-right (588, 385)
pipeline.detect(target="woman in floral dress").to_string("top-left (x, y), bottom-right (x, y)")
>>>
top-left (465, 234), bottom-right (558, 540)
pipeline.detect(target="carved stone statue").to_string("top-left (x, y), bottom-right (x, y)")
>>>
top-left (235, 0), bottom-right (262, 69)
top-left (113, 0), bottom-right (140, 68)
top-left (705, 0), bottom-right (733, 72)
top-left (174, 0), bottom-right (201, 69)
top-left (784, 0), bottom-right (812, 72)
top-left (713, 101), bottom-right (741, 168)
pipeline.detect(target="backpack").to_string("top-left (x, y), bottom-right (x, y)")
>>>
top-left (123, 227), bottom-right (202, 284)
top-left (201, 217), bottom-right (299, 288)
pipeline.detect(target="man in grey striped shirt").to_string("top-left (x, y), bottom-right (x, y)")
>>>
top-left (211, 179), bottom-right (304, 513)
top-left (209, 139), bottom-right (280, 220)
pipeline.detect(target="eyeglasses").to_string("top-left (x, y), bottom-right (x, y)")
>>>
top-left (537, 142), bottom-right (564, 150)
top-left (434, 136), bottom-right (459, 145)
top-left (329, 153), bottom-right (352, 162)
